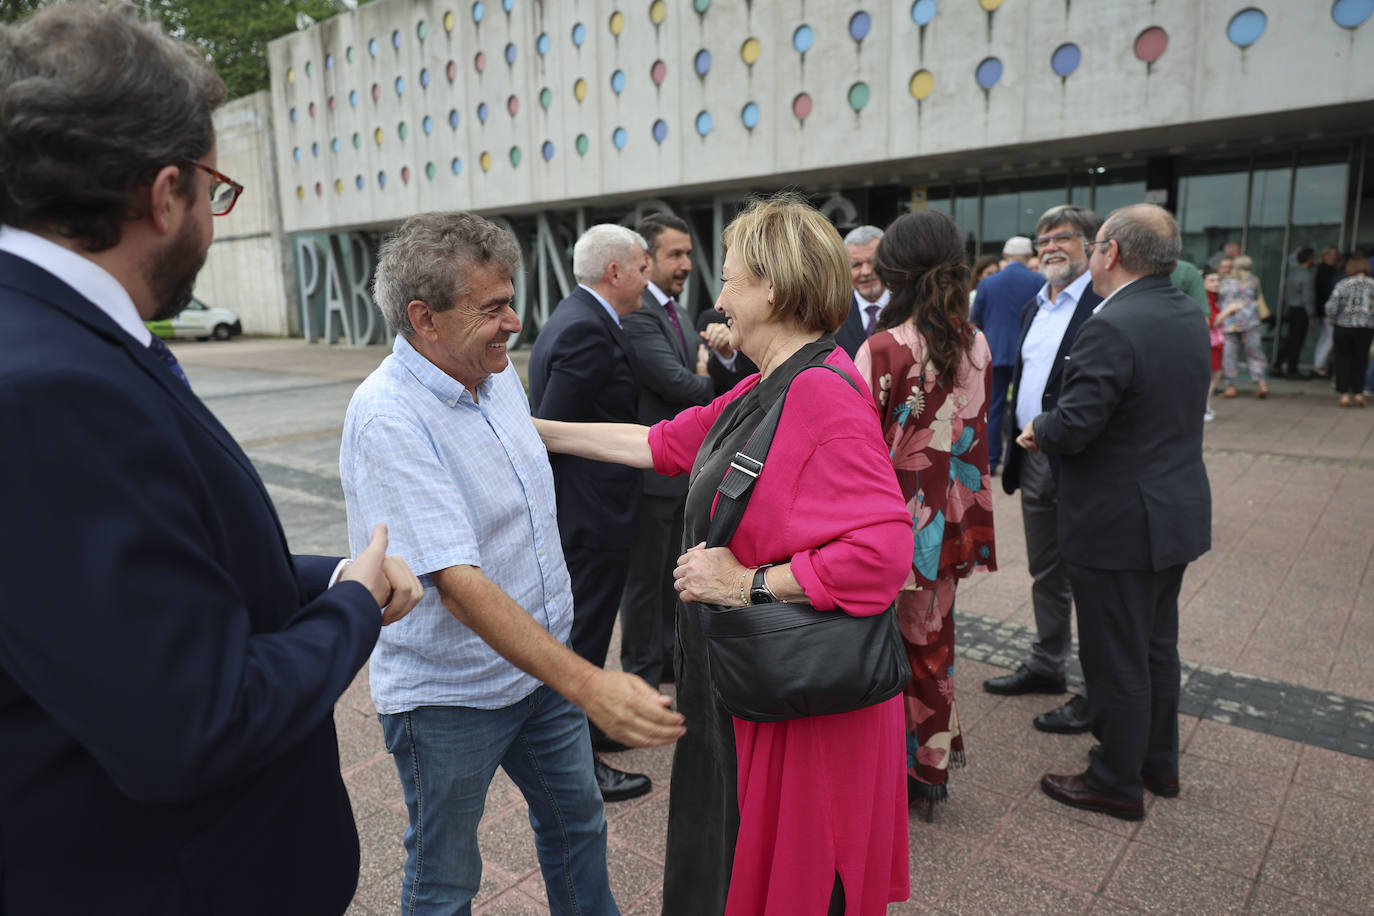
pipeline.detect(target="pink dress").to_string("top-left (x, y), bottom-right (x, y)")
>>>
top-left (649, 344), bottom-right (913, 915)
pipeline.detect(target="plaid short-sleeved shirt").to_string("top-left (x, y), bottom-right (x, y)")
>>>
top-left (340, 335), bottom-right (573, 713)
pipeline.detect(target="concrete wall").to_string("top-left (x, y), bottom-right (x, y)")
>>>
top-left (267, 0), bottom-right (1374, 234)
top-left (194, 92), bottom-right (296, 336)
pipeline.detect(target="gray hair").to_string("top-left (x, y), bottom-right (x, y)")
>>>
top-left (373, 211), bottom-right (522, 339)
top-left (0, 3), bottom-right (225, 252)
top-left (572, 224), bottom-right (647, 285)
top-left (844, 225), bottom-right (884, 247)
top-left (1035, 204), bottom-right (1101, 242)
top-left (1102, 204), bottom-right (1181, 277)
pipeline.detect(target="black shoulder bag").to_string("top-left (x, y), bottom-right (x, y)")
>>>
top-left (697, 364), bottom-right (912, 723)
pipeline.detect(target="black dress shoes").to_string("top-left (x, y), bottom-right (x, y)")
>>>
top-left (1040, 772), bottom-right (1144, 821)
top-left (594, 757), bottom-right (651, 803)
top-left (1033, 694), bottom-right (1092, 734)
top-left (983, 664), bottom-right (1066, 696)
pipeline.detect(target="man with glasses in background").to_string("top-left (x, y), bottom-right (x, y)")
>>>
top-left (0, 6), bottom-right (423, 913)
top-left (984, 205), bottom-right (1103, 739)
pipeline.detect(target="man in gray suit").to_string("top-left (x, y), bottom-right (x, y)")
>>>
top-left (613, 213), bottom-right (714, 711)
top-left (1019, 204), bottom-right (1211, 820)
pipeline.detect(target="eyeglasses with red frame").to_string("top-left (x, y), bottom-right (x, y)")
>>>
top-left (185, 161), bottom-right (244, 216)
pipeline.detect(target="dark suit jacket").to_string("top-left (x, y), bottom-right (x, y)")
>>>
top-left (0, 251), bottom-right (380, 915)
top-left (971, 261), bottom-right (1044, 367)
top-left (695, 307), bottom-right (757, 394)
top-left (1032, 275), bottom-right (1212, 572)
top-left (528, 286), bottom-right (643, 549)
top-left (1002, 284), bottom-right (1103, 494)
top-left (834, 292), bottom-right (871, 358)
top-left (621, 289), bottom-right (714, 497)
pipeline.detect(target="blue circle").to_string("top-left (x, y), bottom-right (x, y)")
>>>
top-left (356, 174), bottom-right (365, 190)
top-left (311, 141), bottom-right (319, 157)
top-left (652, 119), bottom-right (668, 143)
top-left (695, 110), bottom-right (713, 136)
top-left (1226, 8), bottom-right (1267, 47)
top-left (503, 0), bottom-right (514, 10)
top-left (391, 30), bottom-right (401, 49)
top-left (420, 68), bottom-right (431, 88)
top-left (349, 89), bottom-right (358, 106)
top-left (289, 108), bottom-right (297, 123)
top-left (793, 25), bottom-right (813, 53)
top-left (911, 0), bottom-right (937, 26)
top-left (292, 146), bottom-right (301, 161)
top-left (612, 127), bottom-right (628, 150)
top-left (975, 56), bottom-right (1003, 90)
top-left (611, 70), bottom-right (626, 93)
top-left (537, 32), bottom-right (550, 55)
top-left (325, 53), bottom-right (334, 69)
top-left (694, 49), bottom-right (712, 76)
top-left (477, 102), bottom-right (489, 123)
top-left (1333, 0), bottom-right (1374, 27)
top-left (331, 137), bottom-right (340, 153)
top-left (377, 171), bottom-right (387, 189)
top-left (395, 76), bottom-right (405, 95)
top-left (472, 2), bottom-right (484, 23)
top-left (572, 22), bottom-right (586, 46)
top-left (1051, 42), bottom-right (1081, 77)
top-left (741, 101), bottom-right (760, 129)
top-left (542, 140), bottom-right (554, 160)
top-left (849, 11), bottom-right (871, 41)
top-left (505, 43), bottom-right (516, 64)
top-left (368, 38), bottom-right (378, 57)
top-left (422, 115), bottom-right (434, 134)
top-left (449, 109), bottom-right (460, 128)
top-left (451, 157), bottom-right (463, 175)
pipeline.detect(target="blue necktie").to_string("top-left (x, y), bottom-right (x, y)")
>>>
top-left (147, 336), bottom-right (191, 389)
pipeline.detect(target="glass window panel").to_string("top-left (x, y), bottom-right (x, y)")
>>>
top-left (1245, 166), bottom-right (1293, 312)
top-left (1249, 166), bottom-right (1290, 228)
top-left (980, 177), bottom-right (1069, 257)
top-left (1176, 171), bottom-right (1247, 267)
top-left (953, 184), bottom-right (980, 262)
top-left (1291, 161), bottom-right (1347, 229)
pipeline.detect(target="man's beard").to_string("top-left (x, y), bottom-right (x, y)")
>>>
top-left (146, 217), bottom-right (208, 322)
top-left (1043, 257), bottom-right (1086, 290)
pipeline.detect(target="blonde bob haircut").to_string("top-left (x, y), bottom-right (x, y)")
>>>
top-left (721, 193), bottom-right (851, 334)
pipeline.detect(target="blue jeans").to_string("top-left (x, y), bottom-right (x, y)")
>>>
top-left (379, 687), bottom-right (617, 916)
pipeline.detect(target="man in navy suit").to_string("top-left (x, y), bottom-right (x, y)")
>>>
top-left (528, 224), bottom-right (654, 801)
top-left (835, 225), bottom-right (890, 357)
top-left (0, 6), bottom-right (421, 914)
top-left (971, 235), bottom-right (1044, 474)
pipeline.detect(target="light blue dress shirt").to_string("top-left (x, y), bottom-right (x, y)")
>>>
top-left (1015, 269), bottom-right (1094, 429)
top-left (340, 335), bottom-right (573, 713)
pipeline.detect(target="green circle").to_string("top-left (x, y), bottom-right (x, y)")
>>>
top-left (694, 0), bottom-right (711, 11)
top-left (848, 81), bottom-right (871, 112)
top-left (539, 87), bottom-right (552, 110)
top-left (575, 133), bottom-right (589, 156)
top-left (417, 21), bottom-right (428, 40)
top-left (398, 122), bottom-right (408, 140)
top-left (510, 146), bottom-right (522, 166)
top-left (351, 132), bottom-right (361, 148)
top-left (425, 161), bottom-right (436, 180)
top-left (305, 61), bottom-right (313, 77)
top-left (346, 46), bottom-right (355, 63)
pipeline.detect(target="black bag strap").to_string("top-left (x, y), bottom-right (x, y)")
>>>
top-left (705, 363), bottom-right (861, 549)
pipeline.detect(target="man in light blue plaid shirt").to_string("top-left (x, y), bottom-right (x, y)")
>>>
top-left (340, 212), bottom-right (684, 916)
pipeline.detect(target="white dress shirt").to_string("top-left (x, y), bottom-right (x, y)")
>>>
top-left (1015, 269), bottom-right (1093, 428)
top-left (578, 283), bottom-right (621, 326)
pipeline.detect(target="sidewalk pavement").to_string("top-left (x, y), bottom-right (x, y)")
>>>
top-left (176, 339), bottom-right (1374, 915)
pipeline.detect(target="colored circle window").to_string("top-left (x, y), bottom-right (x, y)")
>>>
top-left (327, 96), bottom-right (336, 112)
top-left (847, 82), bottom-right (870, 112)
top-left (374, 127), bottom-right (384, 146)
top-left (311, 141), bottom-right (319, 157)
top-left (612, 126), bottom-right (628, 149)
top-left (289, 108), bottom-right (297, 122)
top-left (542, 140), bottom-right (555, 161)
top-left (420, 68), bottom-right (431, 88)
top-left (477, 102), bottom-right (489, 123)
top-left (331, 137), bottom-right (340, 153)
top-left (444, 11), bottom-right (455, 32)
top-left (480, 151), bottom-right (492, 172)
top-left (401, 166), bottom-right (411, 184)
top-left (325, 54), bottom-right (333, 69)
top-left (417, 21), bottom-right (428, 40)
top-left (911, 0), bottom-right (937, 26)
top-left (575, 133), bottom-right (590, 156)
top-left (426, 161), bottom-right (437, 180)
top-left (351, 132), bottom-right (361, 148)
top-left (572, 22), bottom-right (587, 46)
top-left (975, 57), bottom-right (1002, 89)
top-left (539, 87), bottom-right (553, 109)
top-left (695, 110), bottom-right (713, 136)
top-left (694, 49), bottom-right (712, 76)
top-left (334, 178), bottom-right (344, 193)
top-left (287, 68), bottom-right (295, 83)
top-left (349, 89), bottom-right (358, 106)
top-left (793, 25), bottom-right (813, 53)
top-left (368, 38), bottom-right (378, 57)
top-left (1226, 8), bottom-right (1267, 47)
top-left (652, 119), bottom-right (668, 143)
top-left (472, 2), bottom-right (484, 23)
top-left (574, 78), bottom-right (588, 101)
top-left (371, 83), bottom-right (381, 102)
top-left (1134, 27), bottom-right (1168, 63)
top-left (391, 29), bottom-right (402, 49)
top-left (538, 32), bottom-right (551, 55)
top-left (611, 70), bottom-right (626, 94)
top-left (1333, 0), bottom-right (1374, 28)
top-left (792, 92), bottom-right (812, 120)
top-left (694, 0), bottom-right (710, 11)
top-left (377, 171), bottom-right (387, 189)
top-left (510, 146), bottom-right (522, 166)
top-left (740, 37), bottom-right (760, 65)
top-left (308, 101), bottom-right (316, 117)
top-left (979, 0), bottom-right (1002, 9)
top-left (395, 76), bottom-right (405, 95)
top-left (609, 11), bottom-right (625, 36)
top-left (740, 102), bottom-right (760, 129)
top-left (398, 121), bottom-right (408, 140)
top-left (650, 0), bottom-right (667, 24)
top-left (451, 157), bottom-right (463, 175)
top-left (355, 174), bottom-right (365, 190)
top-left (449, 109), bottom-right (460, 129)
top-left (447, 60), bottom-right (458, 82)
top-left (346, 46), bottom-right (355, 63)
top-left (292, 146), bottom-right (301, 161)
top-left (295, 185), bottom-right (304, 200)
top-left (651, 60), bottom-right (667, 85)
top-left (475, 52), bottom-right (486, 73)
top-left (305, 61), bottom-right (314, 77)
top-left (849, 11), bottom-right (871, 41)
top-left (315, 181), bottom-right (323, 196)
top-left (422, 115), bottom-right (434, 134)
top-left (909, 69), bottom-right (934, 100)
top-left (1051, 43), bottom-right (1081, 77)
top-left (504, 0), bottom-right (514, 11)
top-left (505, 43), bottom-right (516, 64)
top-left (507, 95), bottom-right (519, 116)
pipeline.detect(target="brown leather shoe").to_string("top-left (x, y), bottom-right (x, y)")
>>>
top-left (1086, 746), bottom-right (1181, 798)
top-left (1040, 772), bottom-right (1144, 821)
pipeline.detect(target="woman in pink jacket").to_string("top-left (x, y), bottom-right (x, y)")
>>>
top-left (536, 195), bottom-right (913, 915)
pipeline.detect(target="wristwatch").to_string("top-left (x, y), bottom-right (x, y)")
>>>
top-left (749, 564), bottom-right (777, 605)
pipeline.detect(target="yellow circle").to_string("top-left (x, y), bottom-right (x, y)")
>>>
top-left (574, 78), bottom-right (588, 102)
top-left (979, 0), bottom-right (1002, 9)
top-left (374, 127), bottom-right (384, 146)
top-left (334, 178), bottom-right (344, 193)
top-left (286, 67), bottom-right (295, 83)
top-left (480, 151), bottom-right (492, 172)
top-left (443, 10), bottom-right (455, 32)
top-left (909, 69), bottom-right (934, 100)
top-left (740, 37), bottom-right (760, 65)
top-left (609, 11), bottom-right (625, 35)
top-left (649, 0), bottom-right (666, 25)
top-left (295, 185), bottom-right (305, 200)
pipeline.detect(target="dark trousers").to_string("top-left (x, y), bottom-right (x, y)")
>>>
top-left (563, 543), bottom-right (631, 670)
top-left (1331, 326), bottom-right (1374, 394)
top-left (617, 492), bottom-right (682, 687)
top-left (987, 364), bottom-right (1014, 470)
top-left (1067, 562), bottom-right (1185, 802)
top-left (1279, 307), bottom-right (1310, 376)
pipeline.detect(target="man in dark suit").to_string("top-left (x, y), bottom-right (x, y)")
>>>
top-left (1020, 204), bottom-right (1211, 820)
top-left (835, 225), bottom-right (890, 357)
top-left (528, 223), bottom-right (653, 801)
top-left (0, 7), bottom-right (422, 913)
top-left (617, 214), bottom-right (714, 697)
top-left (970, 235), bottom-right (1044, 474)
top-left (984, 206), bottom-right (1102, 739)
top-left (697, 305), bottom-right (757, 392)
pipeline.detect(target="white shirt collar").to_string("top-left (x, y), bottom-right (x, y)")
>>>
top-left (646, 280), bottom-right (671, 307)
top-left (0, 225), bottom-right (151, 345)
top-left (856, 288), bottom-right (891, 310)
top-left (578, 283), bottom-right (622, 326)
top-left (1092, 276), bottom-right (1145, 314)
top-left (1036, 268), bottom-right (1093, 310)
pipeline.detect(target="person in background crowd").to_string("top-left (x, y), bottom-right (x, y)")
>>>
top-left (1207, 239), bottom-right (1242, 272)
top-left (1217, 255), bottom-right (1270, 399)
top-left (1324, 255), bottom-right (1374, 408)
top-left (1279, 247), bottom-right (1316, 379)
top-left (1171, 258), bottom-right (1208, 317)
top-left (969, 253), bottom-right (1001, 307)
top-left (836, 225), bottom-right (890, 357)
top-left (1203, 268), bottom-right (1225, 421)
top-left (854, 210), bottom-right (997, 821)
top-left (970, 235), bottom-right (1042, 476)
top-left (1312, 246), bottom-right (1345, 378)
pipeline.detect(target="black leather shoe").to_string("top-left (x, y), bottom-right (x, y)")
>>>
top-left (589, 723), bottom-right (632, 754)
top-left (983, 664), bottom-right (1066, 696)
top-left (1040, 772), bottom-right (1144, 821)
top-left (594, 757), bottom-right (651, 803)
top-left (1033, 694), bottom-right (1092, 734)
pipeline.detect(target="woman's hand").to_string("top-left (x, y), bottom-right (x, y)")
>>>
top-left (673, 542), bottom-right (749, 606)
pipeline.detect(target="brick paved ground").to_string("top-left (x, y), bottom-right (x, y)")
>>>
top-left (177, 338), bottom-right (1374, 915)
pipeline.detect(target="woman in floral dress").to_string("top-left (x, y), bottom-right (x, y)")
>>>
top-left (854, 210), bottom-right (997, 819)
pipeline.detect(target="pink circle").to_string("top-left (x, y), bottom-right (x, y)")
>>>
top-left (327, 96), bottom-right (336, 112)
top-left (792, 92), bottom-right (813, 120)
top-left (446, 60), bottom-right (457, 82)
top-left (650, 60), bottom-right (667, 86)
top-left (308, 101), bottom-right (316, 117)
top-left (401, 166), bottom-right (411, 184)
top-left (474, 52), bottom-right (486, 73)
top-left (507, 95), bottom-right (519, 116)
top-left (314, 182), bottom-right (323, 197)
top-left (1134, 27), bottom-right (1168, 63)
top-left (371, 83), bottom-right (381, 102)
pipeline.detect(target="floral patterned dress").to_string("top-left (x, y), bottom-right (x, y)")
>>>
top-left (854, 323), bottom-right (997, 800)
